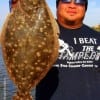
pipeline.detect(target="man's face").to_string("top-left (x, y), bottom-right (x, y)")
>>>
top-left (57, 0), bottom-right (86, 26)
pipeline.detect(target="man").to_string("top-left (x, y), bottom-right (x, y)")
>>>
top-left (36, 0), bottom-right (100, 100)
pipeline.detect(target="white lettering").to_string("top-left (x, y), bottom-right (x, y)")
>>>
top-left (79, 38), bottom-right (97, 44)
top-left (82, 46), bottom-right (94, 51)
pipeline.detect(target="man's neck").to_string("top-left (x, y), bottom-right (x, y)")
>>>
top-left (57, 19), bottom-right (83, 29)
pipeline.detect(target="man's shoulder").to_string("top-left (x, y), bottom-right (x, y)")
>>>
top-left (83, 24), bottom-right (100, 35)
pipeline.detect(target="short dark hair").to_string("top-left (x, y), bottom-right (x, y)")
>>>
top-left (56, 0), bottom-right (88, 11)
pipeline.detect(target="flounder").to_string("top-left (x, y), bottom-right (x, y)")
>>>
top-left (1, 0), bottom-right (59, 99)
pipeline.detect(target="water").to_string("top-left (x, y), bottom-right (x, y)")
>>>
top-left (0, 45), bottom-right (35, 100)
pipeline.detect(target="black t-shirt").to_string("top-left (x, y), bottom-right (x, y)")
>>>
top-left (36, 24), bottom-right (100, 100)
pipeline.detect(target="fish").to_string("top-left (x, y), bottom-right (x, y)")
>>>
top-left (1, 0), bottom-right (59, 99)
